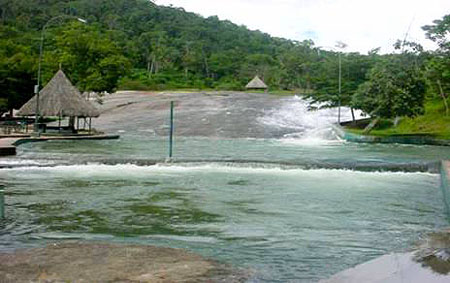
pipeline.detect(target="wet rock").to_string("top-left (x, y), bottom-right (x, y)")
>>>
top-left (414, 229), bottom-right (450, 274)
top-left (0, 242), bottom-right (248, 282)
top-left (322, 230), bottom-right (450, 283)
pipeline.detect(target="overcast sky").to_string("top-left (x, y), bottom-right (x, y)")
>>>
top-left (155, 0), bottom-right (450, 54)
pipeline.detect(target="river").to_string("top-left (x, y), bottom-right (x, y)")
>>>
top-left (1, 91), bottom-right (450, 282)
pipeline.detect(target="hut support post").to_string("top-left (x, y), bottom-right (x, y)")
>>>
top-left (24, 119), bottom-right (28, 133)
top-left (69, 117), bottom-right (75, 133)
top-left (77, 117), bottom-right (79, 132)
top-left (0, 186), bottom-right (4, 219)
top-left (58, 114), bottom-right (62, 133)
top-left (168, 101), bottom-right (174, 160)
top-left (88, 118), bottom-right (92, 134)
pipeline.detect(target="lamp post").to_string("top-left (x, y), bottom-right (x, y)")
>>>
top-left (316, 42), bottom-right (347, 124)
top-left (34, 15), bottom-right (87, 135)
top-left (335, 41), bottom-right (347, 124)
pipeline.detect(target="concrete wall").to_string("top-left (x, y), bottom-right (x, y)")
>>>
top-left (332, 124), bottom-right (450, 146)
top-left (441, 161), bottom-right (450, 216)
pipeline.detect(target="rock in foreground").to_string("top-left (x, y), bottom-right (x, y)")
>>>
top-left (0, 242), bottom-right (247, 282)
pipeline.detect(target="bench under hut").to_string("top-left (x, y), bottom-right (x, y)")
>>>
top-left (17, 70), bottom-right (100, 134)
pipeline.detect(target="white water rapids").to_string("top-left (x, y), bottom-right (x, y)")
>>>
top-left (259, 95), bottom-right (364, 144)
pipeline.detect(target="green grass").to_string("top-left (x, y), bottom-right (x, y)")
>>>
top-left (155, 89), bottom-right (300, 95)
top-left (117, 85), bottom-right (302, 96)
top-left (345, 99), bottom-right (450, 140)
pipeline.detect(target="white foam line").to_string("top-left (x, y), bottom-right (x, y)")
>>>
top-left (0, 159), bottom-right (54, 166)
top-left (0, 163), bottom-right (438, 178)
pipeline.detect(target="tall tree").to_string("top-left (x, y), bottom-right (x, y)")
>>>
top-left (352, 55), bottom-right (426, 123)
top-left (422, 14), bottom-right (450, 115)
top-left (0, 25), bottom-right (36, 115)
top-left (43, 22), bottom-right (131, 93)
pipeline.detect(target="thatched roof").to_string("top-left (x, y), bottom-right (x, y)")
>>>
top-left (246, 76), bottom-right (268, 89)
top-left (17, 70), bottom-right (100, 117)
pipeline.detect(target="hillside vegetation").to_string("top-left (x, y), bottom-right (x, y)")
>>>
top-left (346, 99), bottom-right (450, 139)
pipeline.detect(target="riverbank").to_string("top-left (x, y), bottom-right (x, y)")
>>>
top-left (343, 99), bottom-right (450, 140)
top-left (333, 124), bottom-right (450, 146)
top-left (0, 242), bottom-right (247, 282)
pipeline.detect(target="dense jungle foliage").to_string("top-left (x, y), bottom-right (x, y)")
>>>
top-left (0, 0), bottom-right (448, 128)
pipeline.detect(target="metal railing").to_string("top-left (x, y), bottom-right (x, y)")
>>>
top-left (0, 122), bottom-right (29, 135)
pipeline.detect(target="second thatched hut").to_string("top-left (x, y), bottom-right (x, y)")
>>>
top-left (245, 75), bottom-right (268, 90)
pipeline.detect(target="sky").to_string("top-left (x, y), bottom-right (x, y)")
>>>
top-left (155, 0), bottom-right (450, 54)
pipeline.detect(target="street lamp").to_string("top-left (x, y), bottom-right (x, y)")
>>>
top-left (316, 42), bottom-right (348, 124)
top-left (34, 15), bottom-right (87, 135)
top-left (335, 41), bottom-right (347, 124)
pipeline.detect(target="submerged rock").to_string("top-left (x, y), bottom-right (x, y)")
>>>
top-left (414, 229), bottom-right (450, 275)
top-left (0, 242), bottom-right (248, 282)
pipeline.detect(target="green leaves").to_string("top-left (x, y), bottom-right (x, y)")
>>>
top-left (422, 14), bottom-right (450, 50)
top-left (43, 21), bottom-right (131, 93)
top-left (352, 56), bottom-right (426, 118)
top-left (0, 25), bottom-right (36, 113)
top-left (422, 14), bottom-right (450, 114)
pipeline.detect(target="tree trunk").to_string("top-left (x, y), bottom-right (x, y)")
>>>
top-left (297, 76), bottom-right (302, 90)
top-left (202, 50), bottom-right (210, 78)
top-left (69, 116), bottom-right (75, 131)
top-left (149, 55), bottom-right (155, 78)
top-left (350, 107), bottom-right (356, 125)
top-left (363, 117), bottom-right (380, 134)
top-left (437, 80), bottom-right (449, 116)
top-left (147, 60), bottom-right (151, 77)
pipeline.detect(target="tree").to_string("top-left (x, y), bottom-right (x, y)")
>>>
top-left (352, 55), bottom-right (426, 125)
top-left (4, 0), bottom-right (442, 97)
top-left (422, 14), bottom-right (450, 115)
top-left (304, 50), bottom-right (377, 117)
top-left (43, 22), bottom-right (131, 93)
top-left (0, 25), bottom-right (36, 115)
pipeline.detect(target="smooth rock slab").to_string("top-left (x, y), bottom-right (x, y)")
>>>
top-left (0, 242), bottom-right (245, 282)
top-left (320, 252), bottom-right (450, 283)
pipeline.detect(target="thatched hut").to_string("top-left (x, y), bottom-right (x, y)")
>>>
top-left (18, 70), bottom-right (100, 133)
top-left (245, 76), bottom-right (268, 90)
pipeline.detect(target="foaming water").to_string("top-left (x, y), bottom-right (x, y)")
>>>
top-left (0, 158), bottom-right (55, 167)
top-left (259, 96), bottom-right (362, 144)
top-left (1, 162), bottom-right (439, 178)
